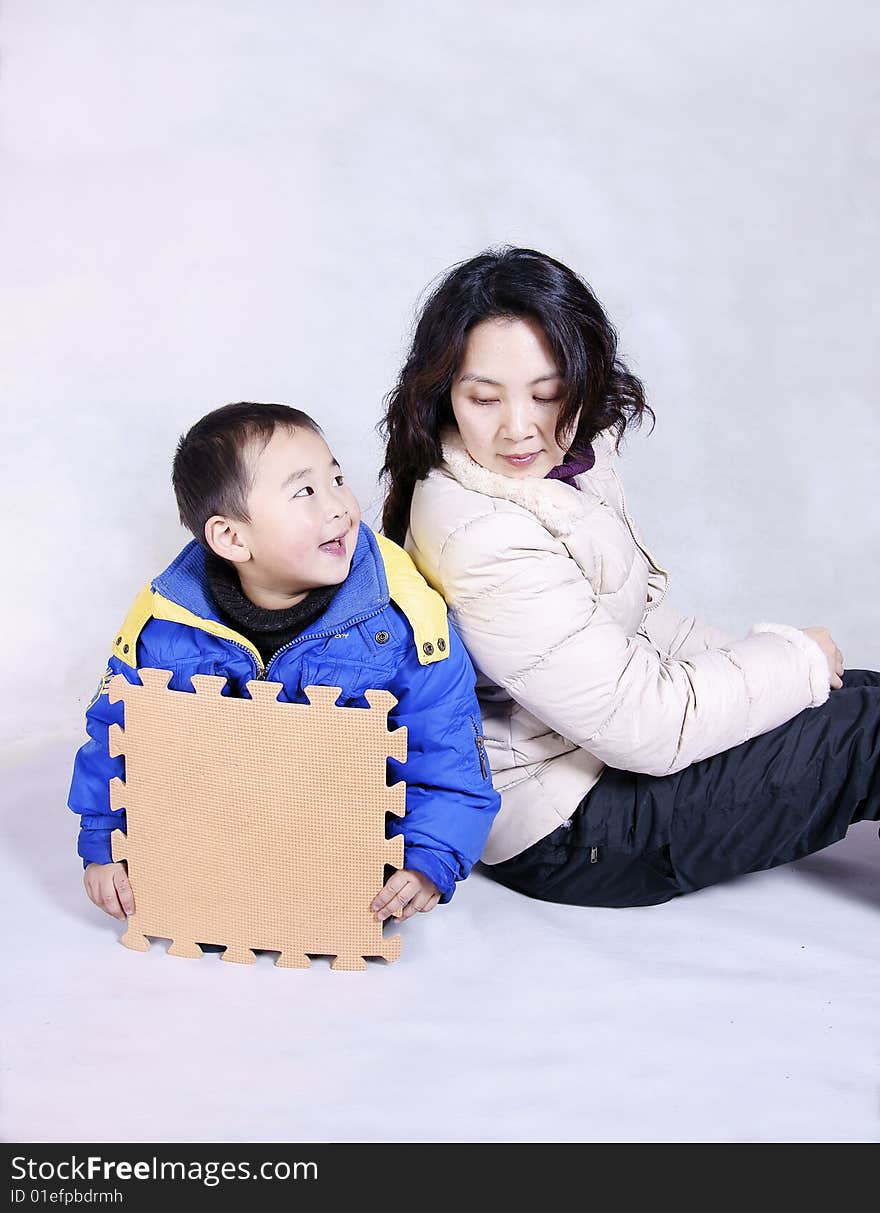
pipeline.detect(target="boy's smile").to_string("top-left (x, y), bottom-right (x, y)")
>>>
top-left (207, 425), bottom-right (361, 610)
top-left (317, 532), bottom-right (349, 558)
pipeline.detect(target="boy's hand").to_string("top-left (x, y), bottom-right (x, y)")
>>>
top-left (372, 869), bottom-right (440, 922)
top-left (84, 861), bottom-right (135, 920)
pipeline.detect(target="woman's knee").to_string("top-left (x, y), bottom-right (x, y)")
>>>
top-left (841, 669), bottom-right (880, 690)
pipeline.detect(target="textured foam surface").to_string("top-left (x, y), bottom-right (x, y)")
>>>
top-left (108, 669), bottom-right (406, 970)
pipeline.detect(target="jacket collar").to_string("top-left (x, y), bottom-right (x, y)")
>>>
top-left (439, 428), bottom-right (590, 539)
top-left (152, 523), bottom-right (388, 634)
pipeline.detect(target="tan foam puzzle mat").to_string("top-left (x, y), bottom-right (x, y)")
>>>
top-left (108, 669), bottom-right (406, 970)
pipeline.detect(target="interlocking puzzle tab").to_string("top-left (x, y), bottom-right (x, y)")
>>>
top-left (108, 668), bottom-right (407, 970)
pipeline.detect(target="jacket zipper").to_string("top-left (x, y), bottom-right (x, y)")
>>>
top-left (609, 465), bottom-right (669, 614)
top-left (185, 605), bottom-right (388, 684)
top-left (263, 605), bottom-right (387, 681)
top-left (227, 638), bottom-right (263, 680)
top-left (470, 715), bottom-right (489, 779)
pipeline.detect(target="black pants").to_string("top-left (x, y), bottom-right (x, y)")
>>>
top-left (487, 669), bottom-right (880, 907)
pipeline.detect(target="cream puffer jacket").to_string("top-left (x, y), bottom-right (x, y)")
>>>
top-left (405, 427), bottom-right (831, 864)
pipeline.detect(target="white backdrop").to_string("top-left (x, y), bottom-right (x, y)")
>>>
top-left (2, 0), bottom-right (878, 749)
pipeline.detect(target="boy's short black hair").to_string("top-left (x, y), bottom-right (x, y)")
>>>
top-left (172, 402), bottom-right (322, 546)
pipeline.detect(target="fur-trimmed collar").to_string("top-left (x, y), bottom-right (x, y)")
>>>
top-left (439, 428), bottom-right (595, 538)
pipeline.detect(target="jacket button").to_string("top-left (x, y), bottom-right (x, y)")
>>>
top-left (116, 636), bottom-right (123, 646)
top-left (422, 642), bottom-right (434, 656)
top-left (123, 643), bottom-right (130, 654)
top-left (437, 638), bottom-right (447, 652)
top-left (375, 631), bottom-right (390, 645)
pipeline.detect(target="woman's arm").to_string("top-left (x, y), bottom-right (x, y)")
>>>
top-left (640, 599), bottom-right (736, 657)
top-left (438, 512), bottom-right (830, 778)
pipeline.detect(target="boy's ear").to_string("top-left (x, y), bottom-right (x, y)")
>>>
top-left (204, 515), bottom-right (251, 564)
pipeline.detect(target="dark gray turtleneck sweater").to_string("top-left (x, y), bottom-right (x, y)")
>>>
top-left (205, 552), bottom-right (338, 668)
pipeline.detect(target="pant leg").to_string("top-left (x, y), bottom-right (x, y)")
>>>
top-left (839, 669), bottom-right (880, 688)
top-left (487, 669), bottom-right (880, 909)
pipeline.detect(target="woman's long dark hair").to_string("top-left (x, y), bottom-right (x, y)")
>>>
top-left (380, 245), bottom-right (652, 544)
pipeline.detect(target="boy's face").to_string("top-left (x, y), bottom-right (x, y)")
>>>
top-left (232, 426), bottom-right (361, 604)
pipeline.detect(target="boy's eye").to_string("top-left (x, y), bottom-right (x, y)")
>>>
top-left (292, 485), bottom-right (314, 498)
top-left (334, 473), bottom-right (345, 486)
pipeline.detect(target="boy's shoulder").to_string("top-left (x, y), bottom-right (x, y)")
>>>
top-left (372, 532), bottom-right (450, 667)
top-left (108, 530), bottom-right (453, 671)
top-left (108, 540), bottom-right (228, 669)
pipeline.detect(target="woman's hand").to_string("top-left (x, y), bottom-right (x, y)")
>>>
top-left (802, 627), bottom-right (844, 690)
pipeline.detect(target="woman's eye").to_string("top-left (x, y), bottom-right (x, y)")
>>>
top-left (534, 396), bottom-right (560, 404)
top-left (334, 474), bottom-right (345, 486)
top-left (292, 485), bottom-right (314, 498)
top-left (474, 398), bottom-right (499, 405)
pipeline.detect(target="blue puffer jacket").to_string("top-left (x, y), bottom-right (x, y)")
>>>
top-left (68, 525), bottom-right (501, 901)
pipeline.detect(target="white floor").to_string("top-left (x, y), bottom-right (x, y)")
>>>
top-left (3, 739), bottom-right (878, 1144)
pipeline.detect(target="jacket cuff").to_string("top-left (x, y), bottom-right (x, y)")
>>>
top-left (751, 622), bottom-right (831, 707)
top-left (402, 846), bottom-right (457, 904)
top-left (77, 827), bottom-right (115, 868)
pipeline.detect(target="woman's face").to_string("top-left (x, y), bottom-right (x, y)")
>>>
top-left (449, 316), bottom-right (574, 479)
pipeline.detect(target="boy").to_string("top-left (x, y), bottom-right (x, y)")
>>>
top-left (69, 402), bottom-right (500, 925)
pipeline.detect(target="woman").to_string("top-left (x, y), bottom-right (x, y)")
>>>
top-left (380, 246), bottom-right (879, 908)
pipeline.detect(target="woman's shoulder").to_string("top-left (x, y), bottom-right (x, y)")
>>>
top-left (410, 463), bottom-right (510, 551)
top-left (408, 482), bottom-right (587, 607)
top-left (412, 459), bottom-right (498, 515)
